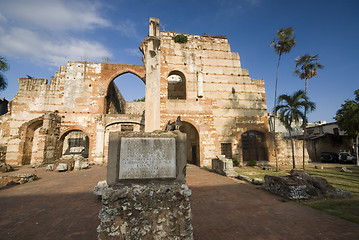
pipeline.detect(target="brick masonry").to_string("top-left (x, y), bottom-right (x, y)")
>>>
top-left (0, 18), bottom-right (304, 167)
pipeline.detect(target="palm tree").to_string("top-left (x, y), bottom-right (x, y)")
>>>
top-left (275, 90), bottom-right (315, 169)
top-left (0, 56), bottom-right (9, 91)
top-left (294, 54), bottom-right (323, 169)
top-left (270, 27), bottom-right (296, 171)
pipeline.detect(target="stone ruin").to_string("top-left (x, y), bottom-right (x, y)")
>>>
top-left (211, 155), bottom-right (238, 177)
top-left (0, 17), bottom-right (300, 169)
top-left (264, 170), bottom-right (352, 200)
top-left (97, 130), bottom-right (193, 239)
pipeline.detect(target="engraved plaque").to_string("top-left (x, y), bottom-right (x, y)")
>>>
top-left (119, 138), bottom-right (176, 179)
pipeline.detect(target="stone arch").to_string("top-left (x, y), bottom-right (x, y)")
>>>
top-left (20, 118), bottom-right (43, 165)
top-left (102, 64), bottom-right (146, 92)
top-left (104, 71), bottom-right (146, 114)
top-left (241, 130), bottom-right (268, 163)
top-left (176, 121), bottom-right (200, 165)
top-left (167, 70), bottom-right (186, 100)
top-left (58, 129), bottom-right (90, 159)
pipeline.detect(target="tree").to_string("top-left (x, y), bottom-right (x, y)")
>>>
top-left (0, 56), bottom-right (9, 91)
top-left (294, 54), bottom-right (323, 169)
top-left (335, 89), bottom-right (359, 166)
top-left (270, 27), bottom-right (296, 171)
top-left (275, 90), bottom-right (315, 169)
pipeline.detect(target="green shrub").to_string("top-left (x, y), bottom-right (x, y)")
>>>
top-left (232, 158), bottom-right (239, 167)
top-left (134, 97), bottom-right (145, 102)
top-left (247, 160), bottom-right (257, 166)
top-left (172, 34), bottom-right (188, 43)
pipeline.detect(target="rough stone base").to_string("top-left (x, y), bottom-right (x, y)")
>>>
top-left (264, 170), bottom-right (352, 200)
top-left (0, 173), bottom-right (38, 187)
top-left (97, 182), bottom-right (193, 240)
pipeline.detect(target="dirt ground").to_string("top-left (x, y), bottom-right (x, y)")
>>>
top-left (0, 164), bottom-right (358, 240)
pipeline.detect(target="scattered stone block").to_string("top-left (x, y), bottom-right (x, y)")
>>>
top-left (264, 170), bottom-right (352, 200)
top-left (46, 164), bottom-right (54, 171)
top-left (236, 175), bottom-right (251, 182)
top-left (0, 173), bottom-right (38, 187)
top-left (212, 155), bottom-right (238, 177)
top-left (252, 178), bottom-right (264, 185)
top-left (0, 162), bottom-right (14, 173)
top-left (315, 165), bottom-right (324, 170)
top-left (94, 180), bottom-right (108, 201)
top-left (341, 167), bottom-right (352, 173)
top-left (56, 163), bottom-right (68, 172)
top-left (74, 158), bottom-right (89, 170)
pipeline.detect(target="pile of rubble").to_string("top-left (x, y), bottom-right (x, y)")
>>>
top-left (0, 162), bottom-right (14, 173)
top-left (46, 154), bottom-right (89, 172)
top-left (264, 170), bottom-right (352, 200)
top-left (0, 173), bottom-right (38, 187)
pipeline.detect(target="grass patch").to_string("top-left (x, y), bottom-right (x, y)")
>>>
top-left (306, 168), bottom-right (359, 195)
top-left (235, 164), bottom-right (359, 224)
top-left (302, 197), bottom-right (359, 224)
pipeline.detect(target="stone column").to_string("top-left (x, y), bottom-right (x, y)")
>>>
top-left (94, 122), bottom-right (105, 164)
top-left (143, 18), bottom-right (161, 132)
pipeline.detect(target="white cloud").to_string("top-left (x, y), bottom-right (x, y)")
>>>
top-left (0, 0), bottom-right (110, 31)
top-left (0, 27), bottom-right (112, 66)
top-left (116, 20), bottom-right (141, 40)
top-left (0, 13), bottom-right (7, 23)
top-left (0, 0), bottom-right (113, 67)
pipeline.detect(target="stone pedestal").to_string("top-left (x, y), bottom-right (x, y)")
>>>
top-left (97, 182), bottom-right (193, 239)
top-left (212, 155), bottom-right (238, 177)
top-left (98, 130), bottom-right (193, 239)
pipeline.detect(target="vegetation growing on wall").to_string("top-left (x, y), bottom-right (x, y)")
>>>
top-left (173, 34), bottom-right (188, 43)
top-left (134, 97), bottom-right (145, 102)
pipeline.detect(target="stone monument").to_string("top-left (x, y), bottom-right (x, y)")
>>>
top-left (97, 130), bottom-right (193, 239)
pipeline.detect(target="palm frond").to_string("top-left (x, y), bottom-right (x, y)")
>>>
top-left (0, 57), bottom-right (9, 71)
top-left (0, 74), bottom-right (7, 91)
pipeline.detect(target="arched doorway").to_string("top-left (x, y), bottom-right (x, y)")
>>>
top-left (179, 121), bottom-right (200, 165)
top-left (22, 120), bottom-right (43, 165)
top-left (241, 130), bottom-right (268, 162)
top-left (59, 130), bottom-right (89, 158)
top-left (105, 73), bottom-right (145, 114)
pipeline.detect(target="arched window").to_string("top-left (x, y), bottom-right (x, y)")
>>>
top-left (241, 131), bottom-right (268, 162)
top-left (168, 71), bottom-right (186, 100)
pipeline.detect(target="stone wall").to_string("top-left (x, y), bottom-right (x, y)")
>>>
top-left (2, 62), bottom-right (145, 165)
top-left (125, 102), bottom-right (145, 115)
top-left (141, 18), bottom-right (272, 166)
top-left (276, 133), bottom-right (309, 166)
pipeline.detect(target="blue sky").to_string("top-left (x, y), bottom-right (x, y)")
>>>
top-left (0, 0), bottom-right (358, 123)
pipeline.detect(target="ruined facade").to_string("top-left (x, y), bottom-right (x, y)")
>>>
top-left (0, 18), bottom-right (276, 167)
